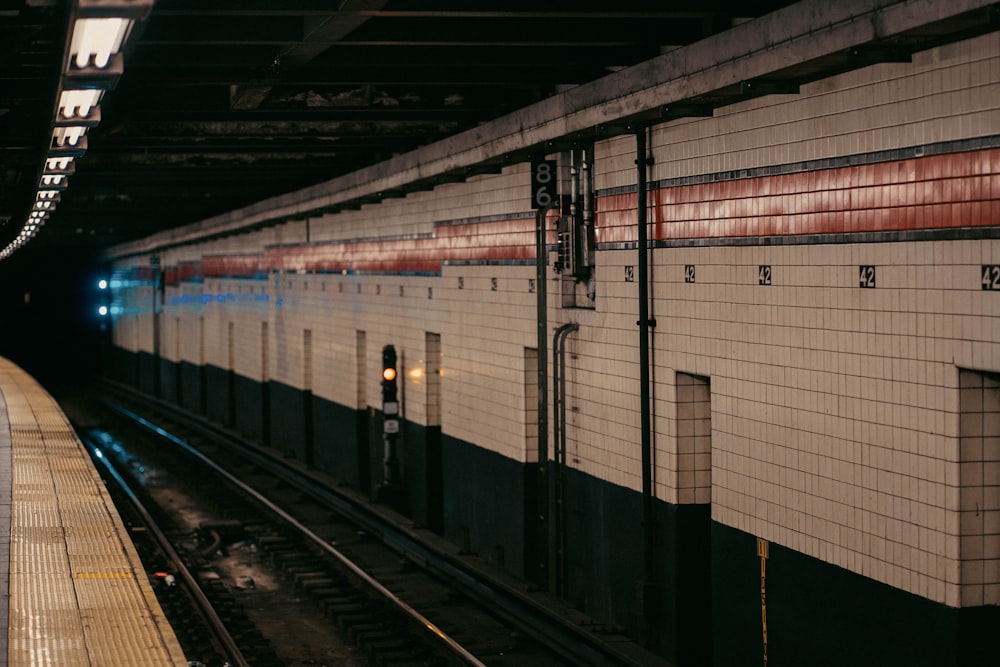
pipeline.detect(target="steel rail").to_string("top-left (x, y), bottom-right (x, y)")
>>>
top-left (103, 400), bottom-right (488, 667)
top-left (82, 434), bottom-right (252, 667)
top-left (100, 387), bottom-right (664, 667)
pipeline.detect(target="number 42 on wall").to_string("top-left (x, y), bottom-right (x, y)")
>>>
top-left (983, 265), bottom-right (1000, 291)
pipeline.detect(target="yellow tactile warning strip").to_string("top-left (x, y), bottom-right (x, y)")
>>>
top-left (0, 357), bottom-right (188, 667)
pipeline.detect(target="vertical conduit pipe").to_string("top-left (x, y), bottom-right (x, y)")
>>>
top-left (636, 128), bottom-right (656, 626)
top-left (552, 321), bottom-right (579, 597)
top-left (535, 200), bottom-right (556, 588)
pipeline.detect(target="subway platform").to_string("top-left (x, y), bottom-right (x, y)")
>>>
top-left (0, 355), bottom-right (187, 666)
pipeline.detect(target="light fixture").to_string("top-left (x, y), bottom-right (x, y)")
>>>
top-left (40, 174), bottom-right (67, 188)
top-left (63, 1), bottom-right (154, 88)
top-left (53, 125), bottom-right (89, 147)
top-left (69, 17), bottom-right (132, 70)
top-left (2, 0), bottom-right (152, 263)
top-left (58, 89), bottom-right (103, 122)
top-left (48, 134), bottom-right (88, 158)
top-left (46, 157), bottom-right (75, 172)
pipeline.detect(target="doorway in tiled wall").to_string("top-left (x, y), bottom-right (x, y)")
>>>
top-left (425, 332), bottom-right (443, 532)
top-left (958, 368), bottom-right (1000, 607)
top-left (675, 371), bottom-right (713, 664)
top-left (303, 328), bottom-right (314, 467)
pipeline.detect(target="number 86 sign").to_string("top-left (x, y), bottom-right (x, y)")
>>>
top-left (531, 160), bottom-right (557, 209)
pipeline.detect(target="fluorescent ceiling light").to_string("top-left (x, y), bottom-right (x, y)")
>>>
top-left (59, 89), bottom-right (103, 119)
top-left (46, 157), bottom-right (74, 171)
top-left (70, 17), bottom-right (131, 69)
top-left (53, 125), bottom-right (88, 147)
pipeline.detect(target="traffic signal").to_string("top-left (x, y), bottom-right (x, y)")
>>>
top-left (381, 344), bottom-right (398, 402)
top-left (379, 344), bottom-right (402, 502)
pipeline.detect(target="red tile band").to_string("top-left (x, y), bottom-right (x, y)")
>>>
top-left (165, 148), bottom-right (999, 278)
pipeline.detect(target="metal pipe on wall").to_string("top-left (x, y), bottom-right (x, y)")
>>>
top-left (552, 321), bottom-right (579, 597)
top-left (635, 128), bottom-right (657, 632)
top-left (535, 199), bottom-right (556, 588)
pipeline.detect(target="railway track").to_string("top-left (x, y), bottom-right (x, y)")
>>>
top-left (75, 382), bottom-right (671, 667)
top-left (81, 409), bottom-right (498, 666)
top-left (84, 431), bottom-right (266, 667)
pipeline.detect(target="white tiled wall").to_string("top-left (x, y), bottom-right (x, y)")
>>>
top-left (660, 240), bottom-right (998, 607)
top-left (559, 237), bottom-right (1000, 606)
top-left (596, 32), bottom-right (1000, 190)
top-left (437, 264), bottom-right (550, 463)
top-left (562, 33), bottom-right (1000, 607)
top-left (310, 165), bottom-right (534, 243)
top-left (117, 253), bottom-right (554, 466)
top-left (110, 31), bottom-right (1000, 608)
